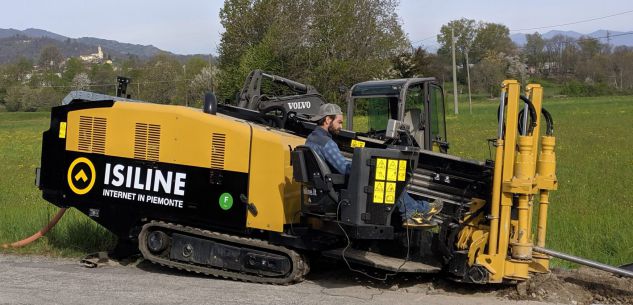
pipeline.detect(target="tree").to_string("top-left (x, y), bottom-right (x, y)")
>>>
top-left (611, 46), bottom-right (633, 89)
top-left (72, 73), bottom-right (91, 91)
top-left (138, 53), bottom-right (182, 104)
top-left (216, 0), bottom-right (409, 104)
top-left (391, 47), bottom-right (437, 78)
top-left (38, 45), bottom-right (63, 71)
top-left (3, 85), bottom-right (62, 111)
top-left (63, 57), bottom-right (85, 84)
top-left (4, 57), bottom-right (33, 85)
top-left (472, 53), bottom-right (506, 97)
top-left (437, 19), bottom-right (515, 83)
top-left (577, 37), bottom-right (603, 60)
top-left (189, 66), bottom-right (220, 106)
top-left (88, 63), bottom-right (116, 95)
top-left (506, 54), bottom-right (527, 83)
top-left (524, 32), bottom-right (546, 73)
top-left (471, 22), bottom-right (515, 61)
top-left (437, 18), bottom-right (477, 81)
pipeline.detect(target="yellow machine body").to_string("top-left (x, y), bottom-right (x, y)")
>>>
top-left (63, 101), bottom-right (303, 232)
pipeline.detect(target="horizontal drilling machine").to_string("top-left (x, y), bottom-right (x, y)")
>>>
top-left (36, 73), bottom-right (633, 284)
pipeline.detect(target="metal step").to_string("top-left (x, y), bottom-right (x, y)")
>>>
top-left (323, 248), bottom-right (442, 273)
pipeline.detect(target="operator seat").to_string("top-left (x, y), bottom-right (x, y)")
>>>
top-left (291, 145), bottom-right (346, 215)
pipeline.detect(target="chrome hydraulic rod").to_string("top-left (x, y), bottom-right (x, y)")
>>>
top-left (533, 246), bottom-right (633, 278)
top-left (497, 91), bottom-right (506, 138)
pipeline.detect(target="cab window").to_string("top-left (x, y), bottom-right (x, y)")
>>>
top-left (404, 84), bottom-right (424, 130)
top-left (351, 97), bottom-right (398, 134)
top-left (429, 85), bottom-right (447, 142)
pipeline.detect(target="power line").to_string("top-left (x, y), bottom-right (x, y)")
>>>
top-left (510, 9), bottom-right (633, 32)
top-left (409, 29), bottom-right (633, 53)
top-left (411, 35), bottom-right (437, 45)
top-left (549, 31), bottom-right (633, 45)
top-left (410, 8), bottom-right (633, 48)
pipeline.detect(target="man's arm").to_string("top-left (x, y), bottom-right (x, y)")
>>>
top-left (322, 140), bottom-right (351, 175)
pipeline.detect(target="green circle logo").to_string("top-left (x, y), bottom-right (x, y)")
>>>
top-left (219, 193), bottom-right (233, 210)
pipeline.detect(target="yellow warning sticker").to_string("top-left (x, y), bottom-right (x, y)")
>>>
top-left (375, 158), bottom-right (386, 180)
top-left (351, 139), bottom-right (366, 148)
top-left (385, 182), bottom-right (396, 204)
top-left (398, 160), bottom-right (407, 181)
top-left (387, 159), bottom-right (398, 181)
top-left (59, 122), bottom-right (67, 139)
top-left (373, 181), bottom-right (385, 203)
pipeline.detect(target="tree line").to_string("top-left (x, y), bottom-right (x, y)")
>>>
top-left (2, 0), bottom-right (633, 112)
top-left (0, 47), bottom-right (216, 112)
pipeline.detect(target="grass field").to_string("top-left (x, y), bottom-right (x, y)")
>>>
top-left (0, 112), bottom-right (116, 256)
top-left (1, 95), bottom-right (632, 268)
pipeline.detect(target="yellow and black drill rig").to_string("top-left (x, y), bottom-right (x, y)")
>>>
top-left (35, 72), bottom-right (633, 284)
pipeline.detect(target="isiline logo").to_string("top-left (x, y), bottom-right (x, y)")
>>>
top-left (67, 157), bottom-right (96, 195)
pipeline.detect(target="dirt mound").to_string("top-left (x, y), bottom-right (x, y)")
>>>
top-left (503, 267), bottom-right (633, 305)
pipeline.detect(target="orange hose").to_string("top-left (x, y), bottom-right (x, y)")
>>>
top-left (2, 208), bottom-right (67, 249)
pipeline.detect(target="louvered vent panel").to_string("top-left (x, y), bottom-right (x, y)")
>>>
top-left (147, 124), bottom-right (161, 161)
top-left (77, 116), bottom-right (107, 154)
top-left (78, 116), bottom-right (93, 152)
top-left (211, 133), bottom-right (226, 169)
top-left (134, 123), bottom-right (148, 160)
top-left (134, 123), bottom-right (161, 161)
top-left (92, 117), bottom-right (107, 154)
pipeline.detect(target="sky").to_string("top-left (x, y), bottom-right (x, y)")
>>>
top-left (1, 0), bottom-right (631, 55)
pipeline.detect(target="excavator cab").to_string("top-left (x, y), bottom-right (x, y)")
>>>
top-left (345, 78), bottom-right (448, 152)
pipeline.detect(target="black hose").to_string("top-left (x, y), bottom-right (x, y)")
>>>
top-left (496, 95), bottom-right (537, 137)
top-left (541, 107), bottom-right (554, 136)
top-left (496, 94), bottom-right (554, 137)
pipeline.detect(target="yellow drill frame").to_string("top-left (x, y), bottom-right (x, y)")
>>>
top-left (466, 80), bottom-right (557, 282)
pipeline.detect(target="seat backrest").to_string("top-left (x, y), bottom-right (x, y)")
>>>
top-left (404, 108), bottom-right (424, 146)
top-left (291, 145), bottom-right (341, 214)
top-left (291, 145), bottom-right (333, 187)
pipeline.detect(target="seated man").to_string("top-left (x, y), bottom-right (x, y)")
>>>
top-left (305, 103), bottom-right (442, 227)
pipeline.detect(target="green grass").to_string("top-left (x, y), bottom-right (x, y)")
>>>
top-left (0, 112), bottom-right (115, 256)
top-left (1, 97), bottom-right (632, 269)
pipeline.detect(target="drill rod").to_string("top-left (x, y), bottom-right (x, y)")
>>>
top-left (533, 246), bottom-right (633, 278)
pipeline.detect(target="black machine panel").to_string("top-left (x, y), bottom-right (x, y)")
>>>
top-left (41, 149), bottom-right (249, 240)
top-left (341, 148), bottom-right (418, 227)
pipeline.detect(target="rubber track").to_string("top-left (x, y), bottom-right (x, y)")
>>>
top-left (138, 221), bottom-right (308, 285)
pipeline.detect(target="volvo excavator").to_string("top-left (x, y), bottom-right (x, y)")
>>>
top-left (34, 70), bottom-right (633, 284)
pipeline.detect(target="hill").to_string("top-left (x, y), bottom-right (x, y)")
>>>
top-left (0, 28), bottom-right (212, 64)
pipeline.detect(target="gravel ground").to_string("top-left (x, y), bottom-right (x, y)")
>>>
top-left (0, 254), bottom-right (564, 305)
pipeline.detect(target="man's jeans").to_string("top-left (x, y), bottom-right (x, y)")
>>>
top-left (396, 192), bottom-right (431, 220)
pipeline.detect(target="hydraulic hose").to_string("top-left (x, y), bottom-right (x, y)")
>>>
top-left (1, 208), bottom-right (67, 249)
top-left (541, 107), bottom-right (554, 136)
top-left (497, 94), bottom-right (537, 136)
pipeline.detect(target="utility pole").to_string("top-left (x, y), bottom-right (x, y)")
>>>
top-left (451, 27), bottom-right (459, 115)
top-left (465, 49), bottom-right (472, 114)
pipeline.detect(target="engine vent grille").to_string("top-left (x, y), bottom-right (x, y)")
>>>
top-left (78, 116), bottom-right (107, 154)
top-left (211, 133), bottom-right (226, 169)
top-left (134, 123), bottom-right (161, 161)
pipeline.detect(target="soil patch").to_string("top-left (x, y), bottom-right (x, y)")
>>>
top-left (502, 267), bottom-right (633, 304)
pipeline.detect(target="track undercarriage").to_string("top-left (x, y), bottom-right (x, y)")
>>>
top-left (138, 221), bottom-right (309, 284)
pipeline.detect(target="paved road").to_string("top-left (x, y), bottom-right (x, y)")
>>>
top-left (0, 254), bottom-right (557, 305)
